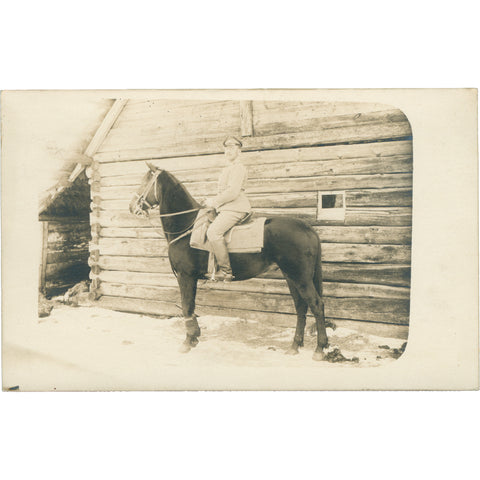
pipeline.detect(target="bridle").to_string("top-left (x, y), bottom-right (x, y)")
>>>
top-left (132, 169), bottom-right (162, 217)
top-left (132, 168), bottom-right (202, 245)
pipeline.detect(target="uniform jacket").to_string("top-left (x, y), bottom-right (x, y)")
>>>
top-left (211, 161), bottom-right (251, 213)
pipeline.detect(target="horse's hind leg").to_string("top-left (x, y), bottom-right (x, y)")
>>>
top-left (295, 282), bottom-right (328, 361)
top-left (285, 278), bottom-right (308, 355)
top-left (177, 273), bottom-right (201, 353)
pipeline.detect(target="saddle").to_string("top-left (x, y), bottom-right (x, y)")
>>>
top-left (190, 209), bottom-right (267, 253)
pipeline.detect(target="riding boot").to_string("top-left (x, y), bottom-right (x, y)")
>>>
top-left (208, 239), bottom-right (234, 281)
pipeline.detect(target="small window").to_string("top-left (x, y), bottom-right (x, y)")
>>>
top-left (317, 191), bottom-right (346, 221)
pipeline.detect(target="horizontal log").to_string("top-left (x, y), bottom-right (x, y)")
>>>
top-left (99, 155), bottom-right (412, 187)
top-left (98, 225), bottom-right (412, 245)
top-left (100, 101), bottom-right (241, 151)
top-left (100, 103), bottom-right (411, 155)
top-left (100, 227), bottom-right (163, 239)
top-left (96, 295), bottom-right (410, 334)
top-left (189, 174), bottom-right (414, 195)
top-left (341, 207), bottom-right (412, 226)
top-left (95, 121), bottom-right (413, 162)
top-left (99, 283), bottom-right (410, 324)
top-left (316, 226), bottom-right (411, 244)
top-left (97, 173), bottom-right (413, 199)
top-left (97, 142), bottom-right (413, 179)
top-left (323, 263), bottom-right (410, 287)
top-left (97, 270), bottom-right (410, 299)
top-left (253, 107), bottom-right (409, 136)
top-left (110, 99), bottom-right (240, 126)
top-left (96, 238), bottom-right (410, 264)
top-left (46, 250), bottom-right (90, 264)
top-left (260, 262), bottom-right (411, 287)
top-left (99, 158), bottom-right (414, 188)
top-left (252, 101), bottom-right (393, 125)
top-left (321, 243), bottom-right (411, 263)
top-left (97, 190), bottom-right (412, 217)
top-left (97, 295), bottom-right (180, 318)
top-left (94, 206), bottom-right (411, 228)
top-left (98, 255), bottom-right (173, 273)
top-left (96, 254), bottom-right (410, 287)
top-left (98, 237), bottom-right (169, 257)
top-left (347, 188), bottom-right (412, 207)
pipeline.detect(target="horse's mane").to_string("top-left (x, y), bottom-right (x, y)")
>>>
top-left (158, 170), bottom-right (199, 210)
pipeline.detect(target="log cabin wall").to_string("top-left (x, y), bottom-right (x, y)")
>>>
top-left (39, 218), bottom-right (91, 296)
top-left (89, 99), bottom-right (412, 337)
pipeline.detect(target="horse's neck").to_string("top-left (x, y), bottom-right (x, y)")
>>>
top-left (158, 177), bottom-right (197, 236)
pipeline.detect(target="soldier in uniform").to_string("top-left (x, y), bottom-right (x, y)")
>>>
top-left (202, 136), bottom-right (251, 282)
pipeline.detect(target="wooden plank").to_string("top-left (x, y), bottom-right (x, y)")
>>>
top-left (96, 141), bottom-right (412, 176)
top-left (98, 255), bottom-right (173, 273)
top-left (240, 100), bottom-right (254, 136)
top-left (315, 226), bottom-right (411, 245)
top-left (100, 227), bottom-right (163, 239)
top-left (346, 188), bottom-right (412, 207)
top-left (98, 155), bottom-right (412, 188)
top-left (253, 106), bottom-right (409, 136)
top-left (97, 295), bottom-right (180, 318)
top-left (341, 207), bottom-right (411, 226)
top-left (40, 99), bottom-right (127, 214)
top-left (251, 101), bottom-right (396, 129)
top-left (110, 100), bottom-right (240, 128)
top-left (98, 225), bottom-right (411, 245)
top-left (97, 254), bottom-right (410, 287)
top-left (95, 122), bottom-right (412, 162)
top-left (96, 173), bottom-right (413, 199)
top-left (97, 270), bottom-right (410, 299)
top-left (322, 263), bottom-right (410, 286)
top-left (258, 262), bottom-right (411, 287)
top-left (97, 237), bottom-right (169, 257)
top-left (96, 238), bottom-right (410, 264)
top-left (99, 101), bottom-right (241, 153)
top-left (94, 205), bottom-right (411, 228)
top-left (99, 282), bottom-right (410, 324)
top-left (97, 188), bottom-right (411, 212)
top-left (95, 295), bottom-right (410, 335)
top-left (85, 99), bottom-right (129, 157)
top-left (321, 244), bottom-right (411, 264)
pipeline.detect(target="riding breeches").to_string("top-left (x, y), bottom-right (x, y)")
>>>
top-left (206, 210), bottom-right (246, 274)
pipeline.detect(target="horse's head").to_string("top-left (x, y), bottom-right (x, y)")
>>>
top-left (129, 162), bottom-right (162, 217)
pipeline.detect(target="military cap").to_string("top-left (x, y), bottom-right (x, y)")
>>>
top-left (223, 136), bottom-right (243, 148)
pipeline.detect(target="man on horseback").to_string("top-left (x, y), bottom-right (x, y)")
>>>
top-left (202, 136), bottom-right (251, 282)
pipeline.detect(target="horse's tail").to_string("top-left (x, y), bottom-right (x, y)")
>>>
top-left (313, 234), bottom-right (323, 298)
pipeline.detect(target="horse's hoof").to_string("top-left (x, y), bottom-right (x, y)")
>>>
top-left (285, 347), bottom-right (299, 356)
top-left (179, 343), bottom-right (192, 354)
top-left (312, 350), bottom-right (326, 361)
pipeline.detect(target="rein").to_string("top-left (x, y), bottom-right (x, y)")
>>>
top-left (133, 170), bottom-right (205, 246)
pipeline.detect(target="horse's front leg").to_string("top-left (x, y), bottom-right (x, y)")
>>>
top-left (177, 273), bottom-right (200, 353)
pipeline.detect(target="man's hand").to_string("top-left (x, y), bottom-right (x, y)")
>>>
top-left (198, 197), bottom-right (215, 210)
top-left (204, 198), bottom-right (216, 209)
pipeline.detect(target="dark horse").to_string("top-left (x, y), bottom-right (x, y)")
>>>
top-left (130, 162), bottom-right (329, 360)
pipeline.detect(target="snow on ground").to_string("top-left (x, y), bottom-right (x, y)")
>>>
top-left (3, 304), bottom-right (407, 391)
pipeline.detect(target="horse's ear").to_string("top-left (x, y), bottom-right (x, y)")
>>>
top-left (145, 161), bottom-right (157, 172)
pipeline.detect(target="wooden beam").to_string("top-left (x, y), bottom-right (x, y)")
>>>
top-left (40, 99), bottom-right (128, 214)
top-left (240, 101), bottom-right (254, 137)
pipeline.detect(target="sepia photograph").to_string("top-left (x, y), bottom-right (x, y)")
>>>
top-left (1, 89), bottom-right (477, 390)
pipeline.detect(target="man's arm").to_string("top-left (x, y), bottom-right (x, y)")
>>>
top-left (207, 164), bottom-right (246, 209)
